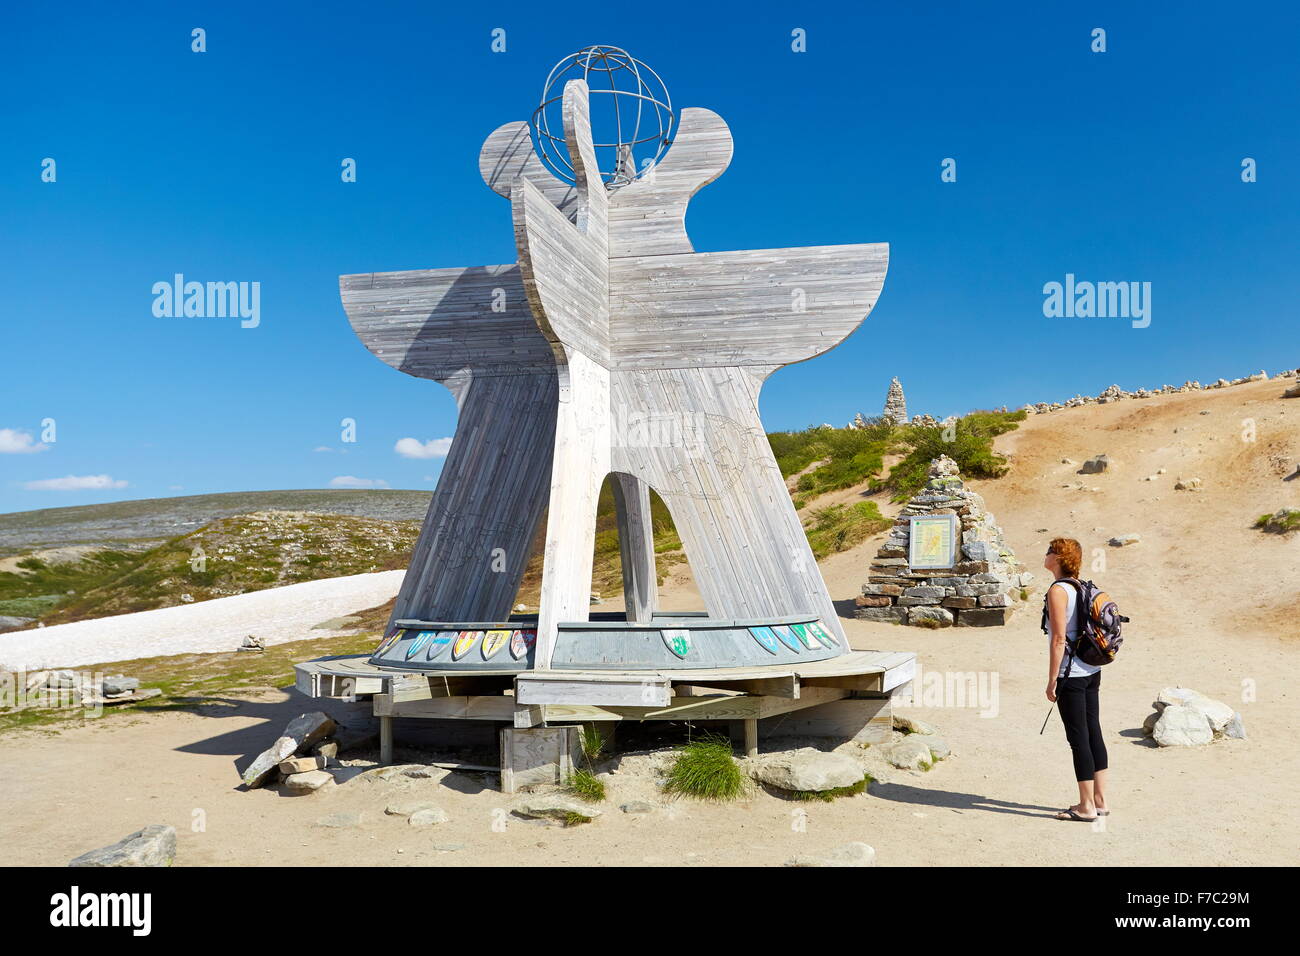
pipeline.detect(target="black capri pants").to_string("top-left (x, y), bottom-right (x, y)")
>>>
top-left (1057, 671), bottom-right (1108, 781)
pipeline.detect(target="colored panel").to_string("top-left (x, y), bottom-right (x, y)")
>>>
top-left (749, 626), bottom-right (779, 654)
top-left (482, 629), bottom-right (511, 660)
top-left (773, 624), bottom-right (802, 652)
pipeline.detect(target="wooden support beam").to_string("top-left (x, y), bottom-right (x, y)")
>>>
top-left (374, 694), bottom-right (517, 721)
top-left (379, 715), bottom-right (393, 765)
top-left (513, 704), bottom-right (545, 729)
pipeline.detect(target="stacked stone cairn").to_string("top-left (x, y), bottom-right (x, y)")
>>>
top-left (856, 455), bottom-right (1030, 627)
top-left (883, 376), bottom-right (908, 425)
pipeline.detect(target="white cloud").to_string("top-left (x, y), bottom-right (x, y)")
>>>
top-left (24, 474), bottom-right (128, 491)
top-left (395, 437), bottom-right (453, 459)
top-left (0, 428), bottom-right (49, 454)
top-left (329, 476), bottom-right (389, 489)
top-left (313, 446), bottom-right (333, 453)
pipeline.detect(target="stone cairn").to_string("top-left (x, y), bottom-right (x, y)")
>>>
top-left (883, 376), bottom-right (908, 425)
top-left (855, 455), bottom-right (1031, 627)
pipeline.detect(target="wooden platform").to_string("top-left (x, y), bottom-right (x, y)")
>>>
top-left (294, 650), bottom-right (915, 761)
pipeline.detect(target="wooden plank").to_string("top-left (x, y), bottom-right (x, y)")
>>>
top-left (372, 695), bottom-right (517, 721)
top-left (516, 675), bottom-right (671, 707)
top-left (513, 704), bottom-right (545, 729)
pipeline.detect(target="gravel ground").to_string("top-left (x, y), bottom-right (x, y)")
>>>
top-left (0, 570), bottom-right (404, 669)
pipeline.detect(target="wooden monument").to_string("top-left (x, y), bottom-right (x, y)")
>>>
top-left (298, 47), bottom-right (913, 759)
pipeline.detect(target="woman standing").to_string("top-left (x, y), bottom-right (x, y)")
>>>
top-left (1043, 537), bottom-right (1109, 822)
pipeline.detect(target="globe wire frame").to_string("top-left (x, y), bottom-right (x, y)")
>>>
top-left (529, 45), bottom-right (676, 189)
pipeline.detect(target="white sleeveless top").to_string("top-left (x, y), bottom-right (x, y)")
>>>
top-left (1049, 581), bottom-right (1101, 679)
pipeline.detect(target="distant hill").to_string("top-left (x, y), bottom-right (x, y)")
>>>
top-left (1, 510), bottom-right (420, 628)
top-left (0, 489), bottom-right (432, 556)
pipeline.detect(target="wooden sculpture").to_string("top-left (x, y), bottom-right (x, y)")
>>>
top-left (340, 65), bottom-right (888, 672)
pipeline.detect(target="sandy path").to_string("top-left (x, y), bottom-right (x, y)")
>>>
top-left (0, 571), bottom-right (405, 670)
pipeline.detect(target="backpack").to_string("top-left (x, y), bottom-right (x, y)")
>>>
top-left (1040, 578), bottom-right (1129, 670)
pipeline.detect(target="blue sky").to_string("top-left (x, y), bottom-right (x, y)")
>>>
top-left (2, 0), bottom-right (1297, 514)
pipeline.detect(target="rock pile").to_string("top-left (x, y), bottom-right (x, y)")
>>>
top-left (241, 711), bottom-right (339, 789)
top-left (856, 455), bottom-right (1030, 627)
top-left (883, 376), bottom-right (908, 425)
top-left (12, 669), bottom-right (161, 707)
top-left (1142, 687), bottom-right (1245, 747)
top-left (1020, 368), bottom-right (1298, 415)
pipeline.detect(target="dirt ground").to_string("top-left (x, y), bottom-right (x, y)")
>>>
top-left (1, 377), bottom-right (1295, 866)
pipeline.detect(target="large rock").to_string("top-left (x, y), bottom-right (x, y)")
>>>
top-left (408, 808), bottom-right (450, 827)
top-left (892, 714), bottom-right (938, 735)
top-left (924, 736), bottom-right (952, 760)
top-left (279, 755), bottom-right (327, 774)
top-left (955, 607), bottom-right (1012, 626)
top-left (241, 712), bottom-right (337, 788)
top-left (908, 606), bottom-right (954, 627)
top-left (284, 770), bottom-right (334, 792)
top-left (102, 675), bottom-right (140, 697)
top-left (69, 825), bottom-right (176, 867)
top-left (1079, 455), bottom-right (1111, 474)
top-left (1154, 687), bottom-right (1234, 732)
top-left (1152, 703), bottom-right (1214, 747)
top-left (855, 606), bottom-right (908, 623)
top-left (512, 798), bottom-right (602, 823)
top-left (883, 735), bottom-right (936, 770)
top-left (785, 842), bottom-right (877, 867)
top-left (750, 748), bottom-right (866, 792)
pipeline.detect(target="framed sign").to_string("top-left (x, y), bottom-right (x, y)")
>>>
top-left (908, 513), bottom-right (959, 569)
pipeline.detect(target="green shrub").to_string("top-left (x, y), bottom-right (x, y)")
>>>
top-left (768, 421), bottom-right (897, 500)
top-left (882, 410), bottom-right (1026, 500)
top-left (663, 734), bottom-right (747, 801)
top-left (1255, 509), bottom-right (1300, 534)
top-left (804, 501), bottom-right (892, 559)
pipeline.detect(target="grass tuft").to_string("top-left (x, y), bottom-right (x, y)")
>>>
top-left (565, 768), bottom-right (606, 803)
top-left (663, 734), bottom-right (747, 801)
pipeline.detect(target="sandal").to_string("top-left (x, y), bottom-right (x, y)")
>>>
top-left (1054, 808), bottom-right (1097, 822)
